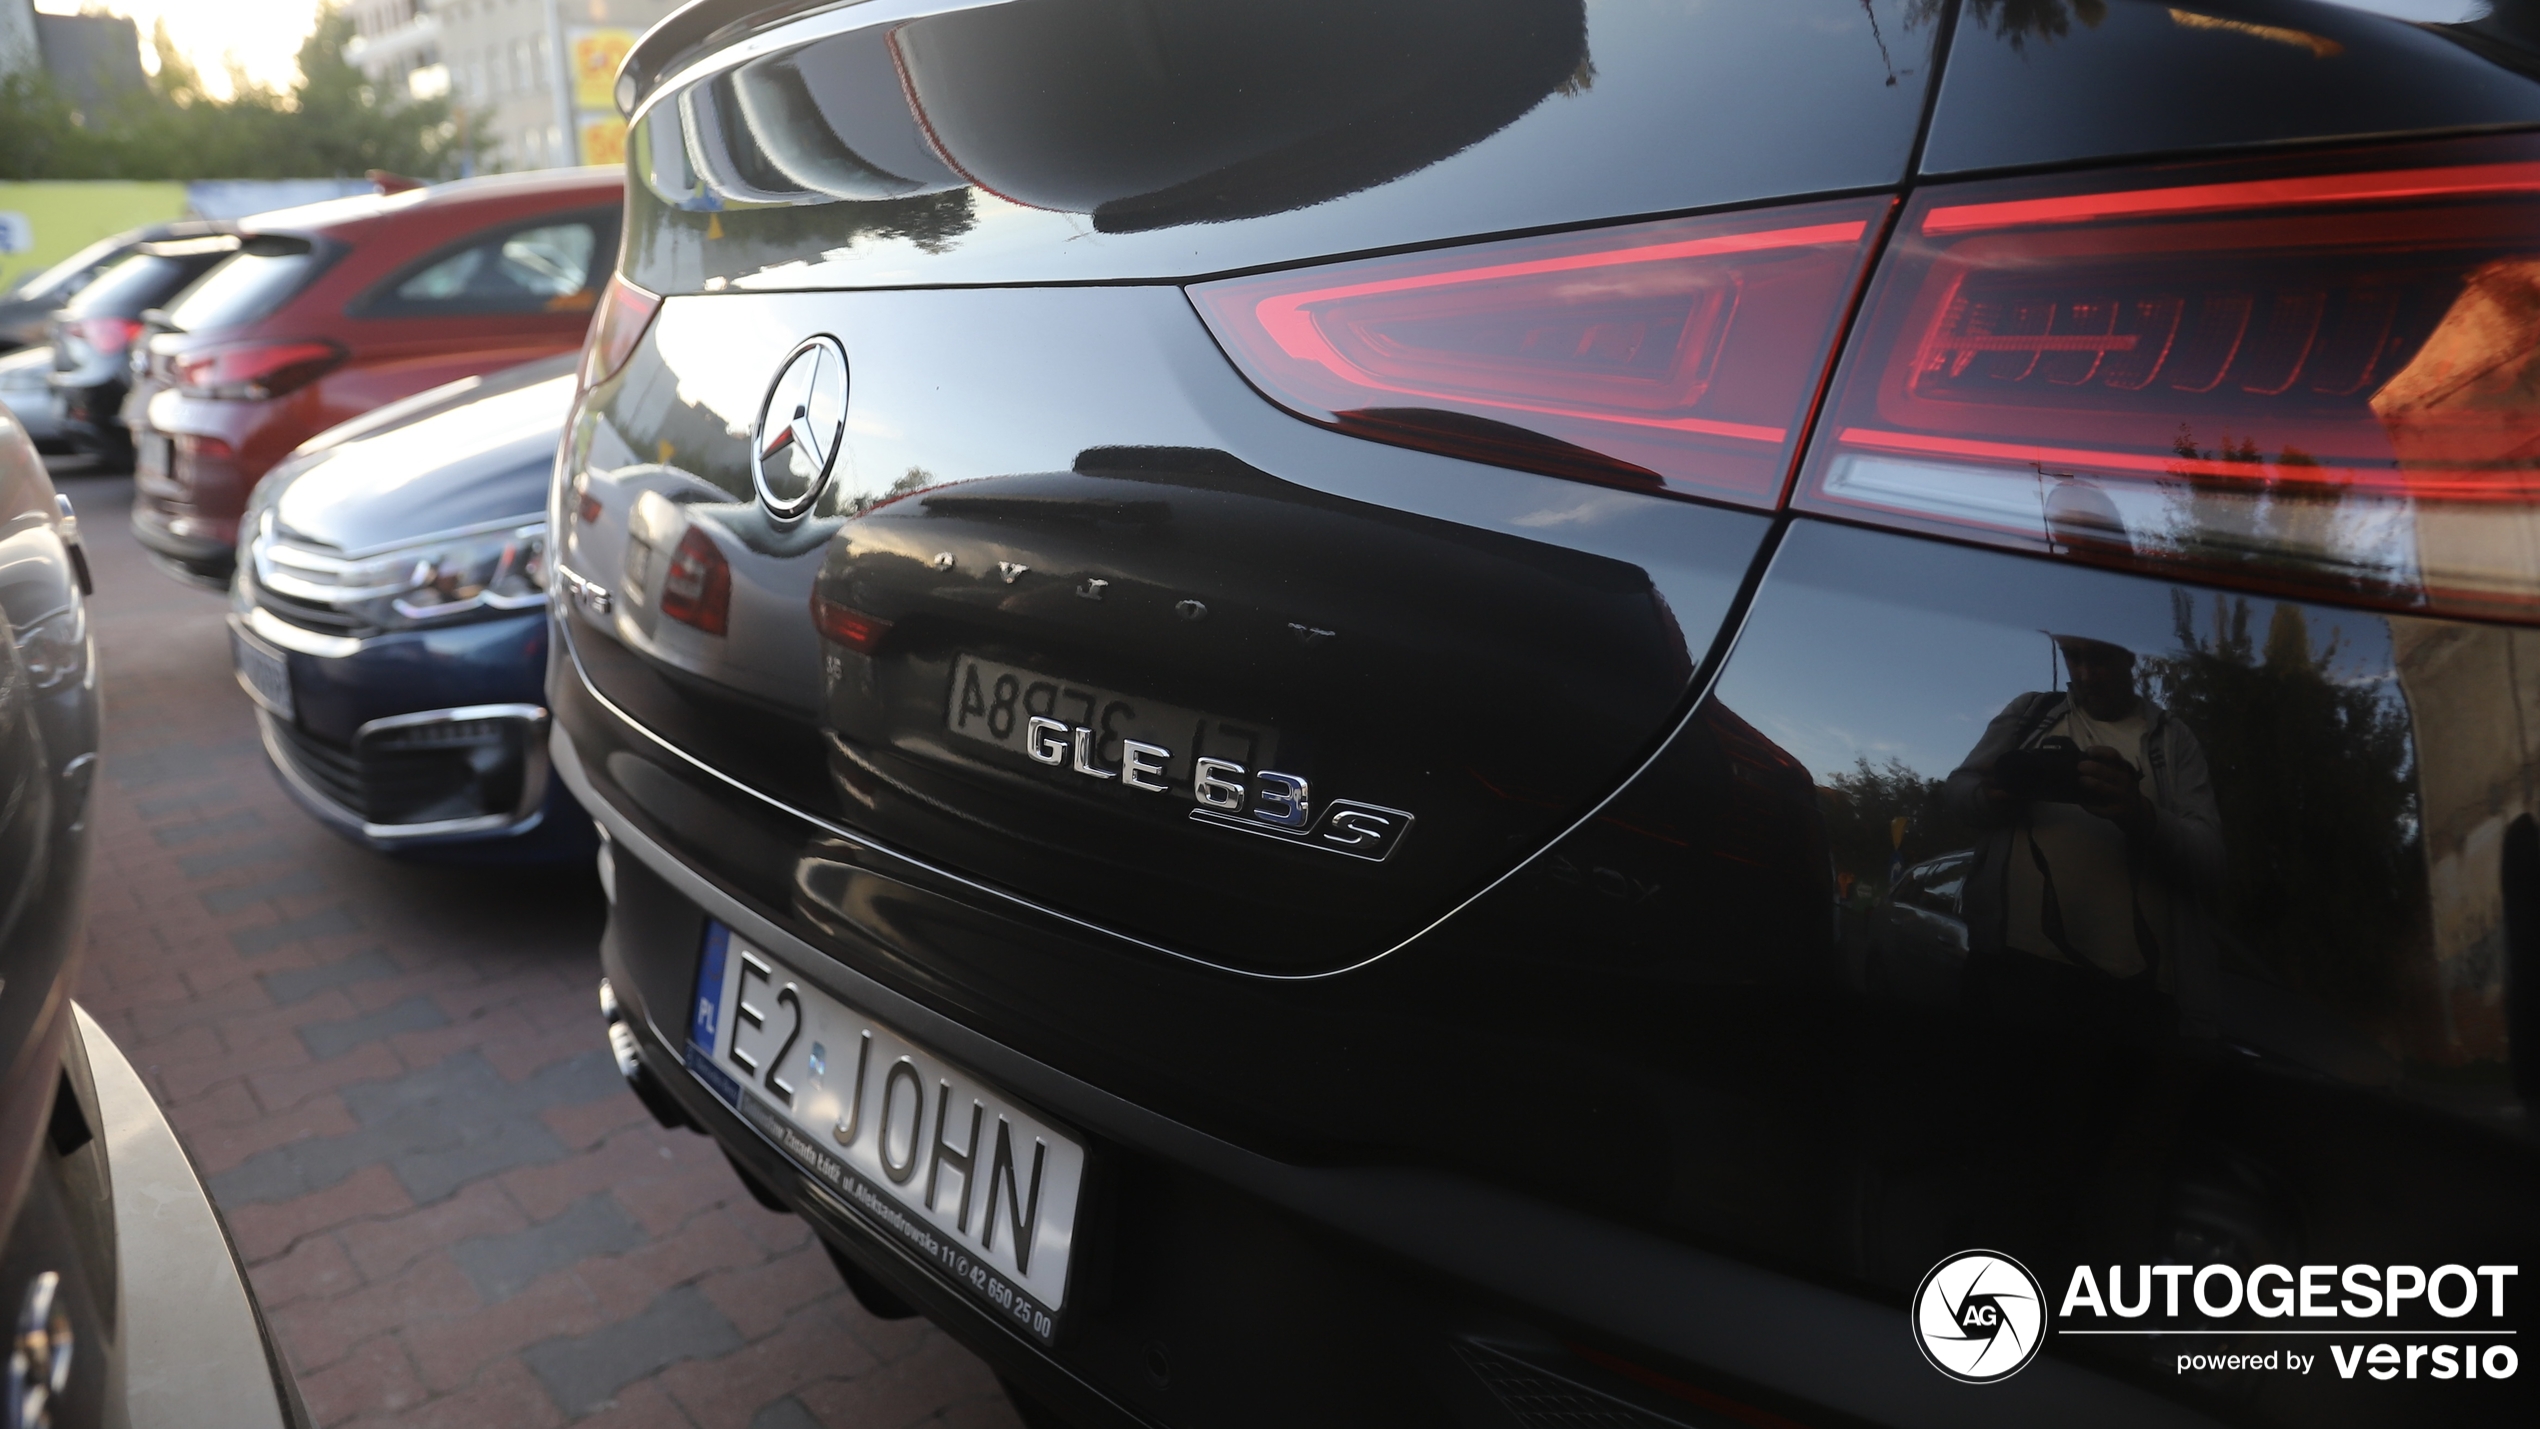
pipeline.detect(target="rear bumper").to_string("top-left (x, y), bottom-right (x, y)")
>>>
top-left (562, 716), bottom-right (2197, 1429)
top-left (75, 1004), bottom-right (312, 1429)
top-left (130, 385), bottom-right (268, 583)
top-left (129, 500), bottom-right (235, 585)
top-left (53, 377), bottom-right (131, 451)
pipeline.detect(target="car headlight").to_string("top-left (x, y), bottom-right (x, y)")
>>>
top-left (316, 523), bottom-right (549, 630)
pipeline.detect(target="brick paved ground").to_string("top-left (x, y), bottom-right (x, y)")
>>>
top-left (59, 467), bottom-right (1024, 1429)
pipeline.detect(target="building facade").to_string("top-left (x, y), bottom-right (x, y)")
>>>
top-left (0, 1), bottom-right (147, 119)
top-left (346, 0), bottom-right (678, 173)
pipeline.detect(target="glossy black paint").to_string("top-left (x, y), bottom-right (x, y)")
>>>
top-left (578, 514), bottom-right (2540, 1427)
top-left (562, 0), bottom-right (2540, 1423)
top-left (1687, 519), bottom-right (2537, 1424)
top-left (0, 414), bottom-right (105, 1427)
top-left (562, 286), bottom-right (1764, 971)
top-left (1923, 0), bottom-right (2540, 177)
top-left (806, 451), bottom-right (1710, 972)
top-left (620, 0), bottom-right (1938, 293)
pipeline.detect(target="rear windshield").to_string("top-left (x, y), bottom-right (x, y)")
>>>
top-left (164, 243), bottom-right (327, 333)
top-left (62, 254), bottom-right (216, 319)
top-left (6, 237), bottom-right (131, 305)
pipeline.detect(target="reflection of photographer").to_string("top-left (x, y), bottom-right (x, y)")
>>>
top-left (1945, 636), bottom-right (2224, 1031)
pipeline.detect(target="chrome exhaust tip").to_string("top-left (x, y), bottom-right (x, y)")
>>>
top-left (598, 978), bottom-right (695, 1133)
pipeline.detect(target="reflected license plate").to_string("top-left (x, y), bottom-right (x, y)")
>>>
top-left (229, 624), bottom-right (294, 720)
top-left (944, 652), bottom-right (1276, 784)
top-left (684, 923), bottom-right (1084, 1344)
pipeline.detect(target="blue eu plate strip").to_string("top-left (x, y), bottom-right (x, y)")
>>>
top-left (686, 922), bottom-right (739, 1107)
top-left (692, 922), bottom-right (729, 1050)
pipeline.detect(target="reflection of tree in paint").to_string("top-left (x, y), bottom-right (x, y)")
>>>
top-left (626, 189), bottom-right (977, 282)
top-left (2155, 427), bottom-right (2412, 608)
top-left (1820, 756), bottom-right (1976, 900)
top-left (2148, 593), bottom-right (2428, 1033)
top-left (1907, 0), bottom-right (2107, 54)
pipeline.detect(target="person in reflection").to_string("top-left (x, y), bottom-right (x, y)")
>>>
top-left (1944, 633), bottom-right (2225, 1036)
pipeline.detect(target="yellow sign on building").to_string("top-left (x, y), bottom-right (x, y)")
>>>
top-left (570, 27), bottom-right (639, 114)
top-left (579, 116), bottom-right (629, 169)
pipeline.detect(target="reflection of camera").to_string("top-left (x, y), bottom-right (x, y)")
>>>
top-left (1995, 736), bottom-right (2088, 803)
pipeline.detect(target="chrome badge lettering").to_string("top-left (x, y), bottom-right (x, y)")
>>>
top-left (1023, 715), bottom-right (1411, 862)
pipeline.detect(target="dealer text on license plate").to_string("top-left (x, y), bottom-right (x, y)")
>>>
top-left (684, 924), bottom-right (1083, 1344)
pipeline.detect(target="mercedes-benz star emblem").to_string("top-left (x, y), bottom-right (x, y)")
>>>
top-left (1911, 1250), bottom-right (2046, 1383)
top-left (751, 335), bottom-right (848, 519)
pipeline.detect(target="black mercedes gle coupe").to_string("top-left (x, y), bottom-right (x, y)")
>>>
top-left (562, 3), bottom-right (2540, 1425)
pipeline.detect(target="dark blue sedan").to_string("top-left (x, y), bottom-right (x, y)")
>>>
top-left (228, 353), bottom-right (591, 860)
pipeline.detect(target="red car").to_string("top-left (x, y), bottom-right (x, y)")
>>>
top-left (129, 169), bottom-right (623, 585)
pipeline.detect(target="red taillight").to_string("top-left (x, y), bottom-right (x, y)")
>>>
top-left (810, 595), bottom-right (891, 654)
top-left (657, 526), bottom-right (730, 635)
top-left (580, 274), bottom-right (661, 392)
top-left (1797, 133), bottom-right (2540, 620)
top-left (171, 339), bottom-right (345, 400)
top-left (1192, 198), bottom-right (1891, 505)
top-left (62, 316), bottom-right (143, 356)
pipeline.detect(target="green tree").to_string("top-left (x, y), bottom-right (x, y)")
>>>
top-left (0, 5), bottom-right (481, 181)
top-left (276, 4), bottom-right (473, 178)
top-left (1904, 0), bottom-right (2108, 54)
top-left (2148, 594), bottom-right (2426, 1019)
top-left (1820, 756), bottom-right (1975, 900)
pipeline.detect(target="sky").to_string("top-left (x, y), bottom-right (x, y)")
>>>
top-left (36, 0), bottom-right (321, 101)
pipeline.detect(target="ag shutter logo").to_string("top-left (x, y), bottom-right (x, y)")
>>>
top-left (1913, 1250), bottom-right (2048, 1383)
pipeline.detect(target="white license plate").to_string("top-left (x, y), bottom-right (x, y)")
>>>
top-left (684, 924), bottom-right (1084, 1343)
top-left (944, 652), bottom-right (1276, 782)
top-left (230, 626), bottom-right (294, 720)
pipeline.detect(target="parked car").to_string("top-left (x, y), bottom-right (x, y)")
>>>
top-left (0, 219), bottom-right (235, 353)
top-left (47, 235), bottom-right (244, 465)
top-left (0, 405), bottom-right (314, 1429)
top-left (0, 347), bottom-right (68, 453)
top-left (1863, 850), bottom-right (1973, 1006)
top-left (127, 170), bottom-right (622, 588)
top-left (569, 3), bottom-right (2540, 1428)
top-left (230, 353), bottom-right (593, 860)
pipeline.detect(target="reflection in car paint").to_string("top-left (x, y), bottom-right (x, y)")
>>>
top-left (619, 0), bottom-right (1941, 292)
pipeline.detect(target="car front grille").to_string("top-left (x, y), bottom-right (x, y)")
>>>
top-left (266, 715), bottom-right (529, 828)
top-left (248, 534), bottom-right (375, 634)
top-left (251, 583), bottom-right (365, 635)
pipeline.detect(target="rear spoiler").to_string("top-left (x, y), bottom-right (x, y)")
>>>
top-left (137, 235), bottom-right (242, 259)
top-left (615, 0), bottom-right (820, 118)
